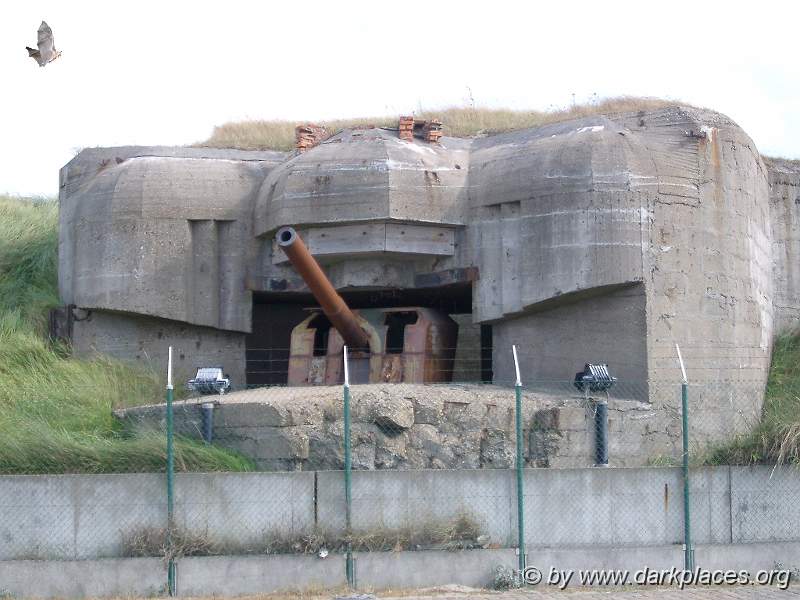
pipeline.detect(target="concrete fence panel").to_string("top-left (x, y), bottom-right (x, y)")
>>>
top-left (0, 471), bottom-right (315, 560)
top-left (317, 469), bottom-right (516, 546)
top-left (0, 474), bottom-right (165, 560)
top-left (730, 466), bottom-right (800, 543)
top-left (523, 467), bottom-right (732, 548)
top-left (1, 465), bottom-right (799, 562)
top-left (175, 472), bottom-right (315, 548)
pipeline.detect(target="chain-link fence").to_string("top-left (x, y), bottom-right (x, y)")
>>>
top-left (2, 344), bottom-right (799, 594)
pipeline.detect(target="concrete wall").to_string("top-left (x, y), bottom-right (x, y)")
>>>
top-left (9, 467), bottom-right (784, 562)
top-left (491, 284), bottom-right (647, 388)
top-left (450, 313), bottom-right (483, 382)
top-left (5, 543), bottom-right (800, 598)
top-left (318, 468), bottom-right (517, 546)
top-left (522, 467), bottom-right (731, 548)
top-left (2, 466), bottom-right (800, 597)
top-left (0, 558), bottom-right (165, 598)
top-left (176, 553), bottom-right (347, 596)
top-left (768, 157), bottom-right (800, 333)
top-left (59, 150), bottom-right (285, 333)
top-left (316, 466), bottom-right (800, 550)
top-left (0, 472), bottom-right (314, 561)
top-left (642, 113), bottom-right (772, 392)
top-left (72, 309), bottom-right (248, 389)
top-left (470, 108), bottom-right (772, 401)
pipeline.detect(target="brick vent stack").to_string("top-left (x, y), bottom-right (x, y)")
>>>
top-left (422, 119), bottom-right (443, 143)
top-left (295, 124), bottom-right (328, 152)
top-left (398, 116), bottom-right (443, 144)
top-left (399, 116), bottom-right (415, 141)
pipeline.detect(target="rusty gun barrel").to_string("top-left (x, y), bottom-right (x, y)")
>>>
top-left (276, 226), bottom-right (370, 351)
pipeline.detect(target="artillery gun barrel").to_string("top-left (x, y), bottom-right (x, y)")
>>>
top-left (276, 226), bottom-right (370, 351)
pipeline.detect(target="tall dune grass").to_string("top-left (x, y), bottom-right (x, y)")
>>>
top-left (710, 333), bottom-right (800, 466)
top-left (0, 196), bottom-right (254, 473)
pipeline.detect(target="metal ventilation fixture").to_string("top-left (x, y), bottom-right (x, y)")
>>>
top-left (573, 363), bottom-right (616, 393)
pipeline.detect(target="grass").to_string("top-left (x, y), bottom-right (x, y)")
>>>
top-left (0, 195), bottom-right (255, 474)
top-left (708, 333), bottom-right (800, 466)
top-left (198, 96), bottom-right (682, 151)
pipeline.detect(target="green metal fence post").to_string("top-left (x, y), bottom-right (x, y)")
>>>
top-left (676, 344), bottom-right (694, 571)
top-left (512, 346), bottom-right (526, 574)
top-left (343, 346), bottom-right (355, 587)
top-left (165, 346), bottom-right (176, 595)
top-left (681, 381), bottom-right (694, 571)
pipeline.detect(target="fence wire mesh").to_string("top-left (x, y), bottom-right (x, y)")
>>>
top-left (1, 347), bottom-right (799, 592)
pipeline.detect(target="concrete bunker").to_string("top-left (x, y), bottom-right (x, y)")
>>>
top-left (58, 106), bottom-right (799, 467)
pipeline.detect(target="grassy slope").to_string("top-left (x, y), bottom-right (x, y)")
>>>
top-left (0, 196), bottom-right (254, 473)
top-left (709, 334), bottom-right (800, 465)
top-left (198, 97), bottom-right (681, 151)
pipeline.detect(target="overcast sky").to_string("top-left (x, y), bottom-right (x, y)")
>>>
top-left (2, 0), bottom-right (798, 196)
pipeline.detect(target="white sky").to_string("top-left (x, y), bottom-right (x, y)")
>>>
top-left (2, 0), bottom-right (798, 196)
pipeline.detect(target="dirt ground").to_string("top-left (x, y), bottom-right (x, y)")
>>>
top-left (99, 583), bottom-right (799, 600)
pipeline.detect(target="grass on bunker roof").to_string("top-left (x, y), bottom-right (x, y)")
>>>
top-left (198, 96), bottom-right (683, 152)
top-left (0, 195), bottom-right (255, 474)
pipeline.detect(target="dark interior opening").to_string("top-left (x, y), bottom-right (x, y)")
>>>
top-left (309, 313), bottom-right (332, 356)
top-left (258, 281), bottom-right (473, 313)
top-left (384, 311), bottom-right (419, 354)
top-left (247, 283), bottom-right (474, 386)
top-left (246, 303), bottom-right (309, 387)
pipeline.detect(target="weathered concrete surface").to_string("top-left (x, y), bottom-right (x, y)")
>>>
top-left (450, 314), bottom-right (483, 382)
top-left (0, 557), bottom-right (164, 598)
top-left (59, 149), bottom-right (284, 333)
top-left (314, 467), bottom-right (743, 551)
top-left (522, 467), bottom-right (732, 548)
top-left (72, 309), bottom-right (247, 389)
top-left (354, 548), bottom-right (516, 590)
top-left (1, 466), bottom-right (798, 570)
top-left (468, 108), bottom-right (773, 398)
top-left (252, 127), bottom-right (472, 294)
top-left (116, 384), bottom-right (676, 470)
top-left (176, 554), bottom-right (347, 596)
top-left (0, 472), bottom-right (315, 560)
top-left (0, 473), bottom-right (166, 560)
top-left (492, 284), bottom-right (648, 389)
top-left (730, 465), bottom-right (800, 543)
top-left (318, 468), bottom-right (516, 546)
top-left (255, 128), bottom-right (470, 234)
top-left (4, 542), bottom-right (800, 598)
top-left (767, 157), bottom-right (800, 333)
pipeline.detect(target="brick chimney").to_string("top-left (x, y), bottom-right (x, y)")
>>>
top-left (295, 124), bottom-right (328, 152)
top-left (422, 119), bottom-right (443, 143)
top-left (398, 116), bottom-right (414, 141)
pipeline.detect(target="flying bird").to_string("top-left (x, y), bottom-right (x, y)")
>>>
top-left (26, 21), bottom-right (61, 67)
